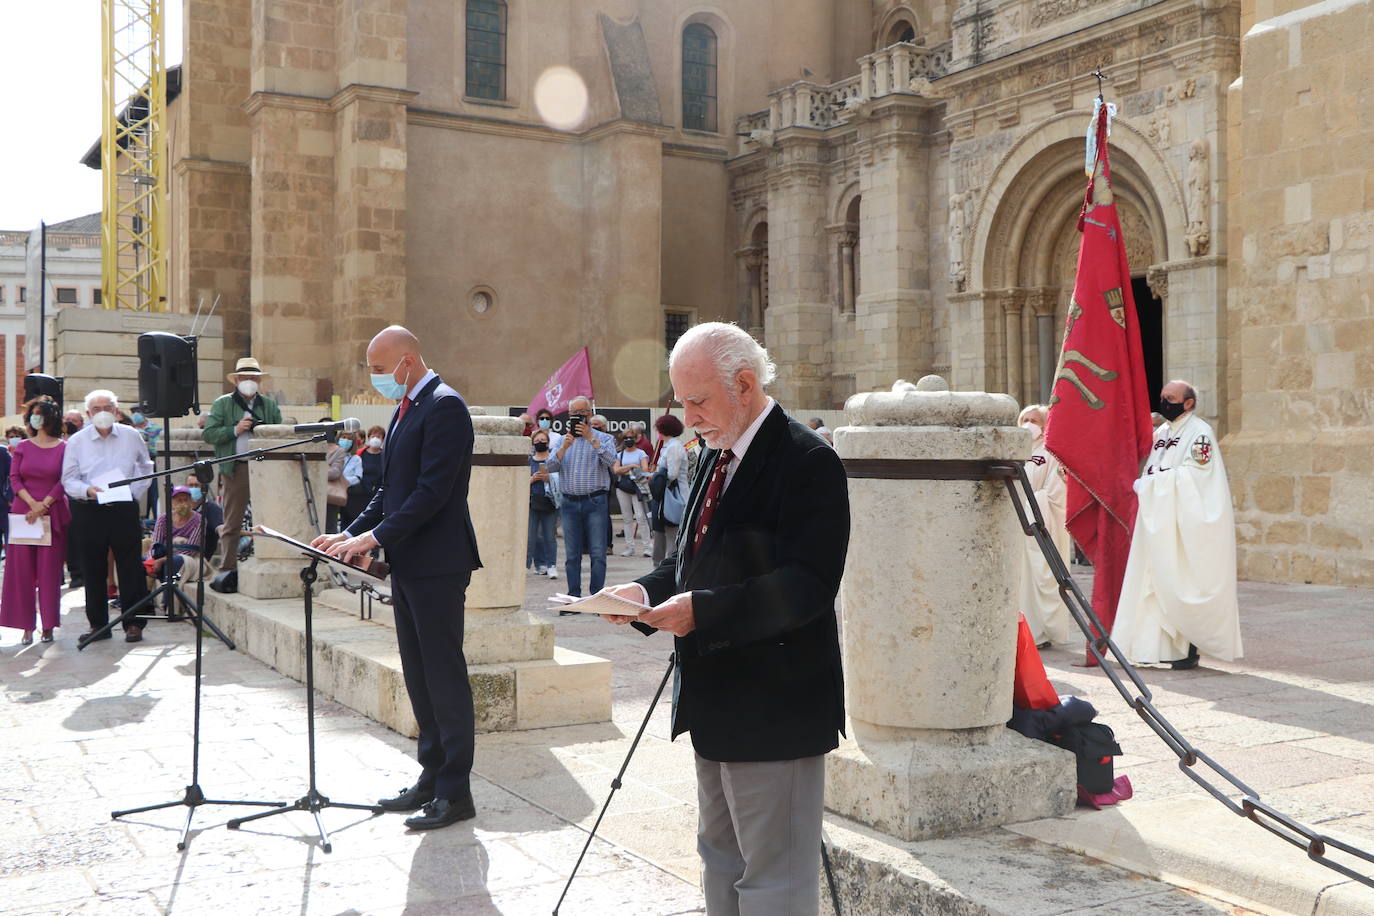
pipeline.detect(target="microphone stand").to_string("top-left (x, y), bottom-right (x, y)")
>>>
top-left (108, 432), bottom-right (284, 849)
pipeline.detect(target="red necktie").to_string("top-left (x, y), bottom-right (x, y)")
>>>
top-left (396, 396), bottom-right (411, 423)
top-left (692, 449), bottom-right (734, 551)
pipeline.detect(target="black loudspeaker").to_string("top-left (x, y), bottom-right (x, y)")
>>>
top-left (138, 332), bottom-right (198, 418)
top-left (23, 373), bottom-right (63, 405)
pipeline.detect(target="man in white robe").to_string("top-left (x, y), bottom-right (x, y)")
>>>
top-left (1017, 405), bottom-right (1073, 647)
top-left (1112, 381), bottom-right (1243, 669)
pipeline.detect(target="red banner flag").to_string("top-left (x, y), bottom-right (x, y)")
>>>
top-left (528, 347), bottom-right (594, 418)
top-left (1044, 102), bottom-right (1154, 661)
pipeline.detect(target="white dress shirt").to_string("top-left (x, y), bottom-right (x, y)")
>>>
top-left (62, 423), bottom-right (154, 501)
top-left (721, 397), bottom-right (775, 493)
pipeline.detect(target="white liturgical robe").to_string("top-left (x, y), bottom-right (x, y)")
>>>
top-left (1018, 439), bottom-right (1073, 645)
top-left (1111, 412), bottom-right (1243, 664)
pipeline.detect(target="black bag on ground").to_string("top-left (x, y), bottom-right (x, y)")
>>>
top-left (209, 569), bottom-right (237, 594)
top-left (1047, 721), bottom-right (1121, 794)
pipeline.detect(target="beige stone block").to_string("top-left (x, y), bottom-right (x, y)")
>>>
top-left (1284, 183), bottom-right (1312, 224)
top-left (1263, 519), bottom-right (1306, 545)
top-left (1300, 476), bottom-right (1332, 516)
top-left (510, 648), bottom-right (613, 730)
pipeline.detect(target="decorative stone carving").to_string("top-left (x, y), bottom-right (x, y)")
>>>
top-left (1186, 139), bottom-right (1212, 257)
top-left (1180, 76), bottom-right (1197, 99)
top-left (1147, 111), bottom-right (1171, 148)
top-left (948, 192), bottom-right (967, 292)
top-left (1146, 266), bottom-right (1169, 301)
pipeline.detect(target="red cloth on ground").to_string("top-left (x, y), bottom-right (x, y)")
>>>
top-left (1013, 614), bottom-right (1060, 711)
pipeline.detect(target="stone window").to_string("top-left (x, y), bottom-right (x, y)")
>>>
top-left (886, 20), bottom-right (916, 45)
top-left (465, 0), bottom-right (507, 101)
top-left (17, 286), bottom-right (26, 303)
top-left (665, 310), bottom-right (691, 353)
top-left (56, 287), bottom-right (78, 304)
top-left (0, 286), bottom-right (6, 304)
top-left (682, 24), bottom-right (718, 132)
top-left (93, 288), bottom-right (102, 306)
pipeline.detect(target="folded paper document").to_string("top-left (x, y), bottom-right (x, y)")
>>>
top-left (549, 591), bottom-right (650, 616)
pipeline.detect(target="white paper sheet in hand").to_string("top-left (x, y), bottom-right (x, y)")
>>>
top-left (8, 515), bottom-right (45, 540)
top-left (549, 591), bottom-right (651, 616)
top-left (93, 469), bottom-right (134, 504)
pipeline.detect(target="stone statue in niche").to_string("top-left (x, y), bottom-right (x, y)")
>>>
top-left (948, 192), bottom-right (967, 292)
top-left (1186, 140), bottom-right (1211, 257)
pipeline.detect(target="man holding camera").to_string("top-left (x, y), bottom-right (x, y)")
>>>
top-left (202, 357), bottom-right (281, 573)
top-left (542, 396), bottom-right (617, 598)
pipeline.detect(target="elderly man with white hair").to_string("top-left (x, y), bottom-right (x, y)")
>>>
top-left (61, 389), bottom-right (154, 643)
top-left (602, 321), bottom-right (850, 916)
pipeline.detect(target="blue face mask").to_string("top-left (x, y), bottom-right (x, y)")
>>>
top-left (538, 418), bottom-right (552, 429)
top-left (132, 412), bottom-right (145, 424)
top-left (8, 437), bottom-right (21, 447)
top-left (188, 487), bottom-right (203, 502)
top-left (370, 357), bottom-right (410, 401)
top-left (337, 438), bottom-right (354, 451)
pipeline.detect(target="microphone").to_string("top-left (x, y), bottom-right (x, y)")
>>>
top-left (293, 417), bottom-right (362, 434)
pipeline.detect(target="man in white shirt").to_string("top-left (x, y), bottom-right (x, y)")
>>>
top-left (1112, 381), bottom-right (1243, 669)
top-left (62, 389), bottom-right (155, 643)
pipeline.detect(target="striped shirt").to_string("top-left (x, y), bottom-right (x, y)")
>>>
top-left (544, 429), bottom-right (616, 496)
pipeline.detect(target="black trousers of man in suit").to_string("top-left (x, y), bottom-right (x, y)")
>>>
top-left (73, 501), bottom-right (150, 632)
top-left (391, 570), bottom-right (474, 799)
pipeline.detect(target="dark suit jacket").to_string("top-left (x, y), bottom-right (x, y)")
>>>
top-left (635, 403), bottom-right (849, 762)
top-left (347, 375), bottom-right (482, 579)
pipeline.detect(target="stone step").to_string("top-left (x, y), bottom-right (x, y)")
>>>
top-left (202, 586), bottom-right (612, 737)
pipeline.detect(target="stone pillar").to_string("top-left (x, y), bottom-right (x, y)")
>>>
top-left (1003, 288), bottom-right (1024, 403)
top-left (765, 132), bottom-right (832, 408)
top-left (461, 413), bottom-right (612, 730)
top-left (1158, 257), bottom-right (1226, 431)
top-left (853, 95), bottom-right (938, 394)
top-left (826, 376), bottom-right (1076, 840)
top-left (947, 289), bottom-right (1003, 393)
top-left (840, 231), bottom-right (857, 314)
top-left (237, 425), bottom-right (330, 599)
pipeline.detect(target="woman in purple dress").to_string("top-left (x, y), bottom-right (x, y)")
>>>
top-left (0, 398), bottom-right (70, 644)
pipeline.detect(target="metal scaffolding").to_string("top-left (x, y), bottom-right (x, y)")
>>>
top-left (101, 0), bottom-right (167, 312)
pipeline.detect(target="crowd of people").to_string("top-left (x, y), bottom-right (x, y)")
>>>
top-left (0, 357), bottom-right (390, 647)
top-left (520, 406), bottom-right (697, 608)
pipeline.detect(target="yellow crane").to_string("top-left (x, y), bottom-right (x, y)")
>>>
top-left (100, 0), bottom-right (167, 312)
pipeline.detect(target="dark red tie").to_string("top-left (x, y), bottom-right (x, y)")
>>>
top-left (396, 396), bottom-right (411, 423)
top-left (692, 450), bottom-right (734, 551)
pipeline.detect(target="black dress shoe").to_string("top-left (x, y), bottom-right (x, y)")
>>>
top-left (404, 794), bottom-right (476, 830)
top-left (377, 783), bottom-right (434, 812)
top-left (1170, 643), bottom-right (1200, 670)
top-left (124, 625), bottom-right (144, 643)
top-left (79, 630), bottom-right (113, 643)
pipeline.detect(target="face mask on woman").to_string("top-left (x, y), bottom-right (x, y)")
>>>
top-left (367, 437), bottom-right (383, 450)
top-left (132, 412), bottom-right (146, 424)
top-left (337, 438), bottom-right (354, 452)
top-left (538, 418), bottom-right (552, 430)
top-left (27, 413), bottom-right (41, 430)
top-left (533, 441), bottom-right (549, 453)
top-left (7, 437), bottom-right (21, 448)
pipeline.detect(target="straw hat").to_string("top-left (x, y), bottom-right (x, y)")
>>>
top-left (228, 357), bottom-right (266, 382)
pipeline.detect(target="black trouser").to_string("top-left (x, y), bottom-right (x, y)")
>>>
top-left (66, 520), bottom-right (84, 581)
top-left (72, 500), bottom-right (150, 632)
top-left (391, 570), bottom-right (474, 800)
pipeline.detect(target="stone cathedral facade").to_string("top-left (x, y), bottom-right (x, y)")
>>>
top-left (163, 0), bottom-right (1372, 585)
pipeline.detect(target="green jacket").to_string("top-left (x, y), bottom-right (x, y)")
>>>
top-left (201, 391), bottom-right (283, 476)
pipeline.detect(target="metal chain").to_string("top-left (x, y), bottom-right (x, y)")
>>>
top-left (998, 461), bottom-right (1374, 890)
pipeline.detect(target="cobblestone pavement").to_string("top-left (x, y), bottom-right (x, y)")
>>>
top-left (2, 546), bottom-right (1371, 915)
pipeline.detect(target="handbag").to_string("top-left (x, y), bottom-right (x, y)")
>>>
top-left (327, 476), bottom-right (348, 507)
top-left (661, 479), bottom-right (686, 527)
top-left (614, 451), bottom-right (639, 494)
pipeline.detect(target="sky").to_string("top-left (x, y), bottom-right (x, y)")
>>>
top-left (0, 1), bottom-right (183, 230)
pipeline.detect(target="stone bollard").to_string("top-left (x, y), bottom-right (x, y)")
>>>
top-left (236, 425), bottom-right (330, 600)
top-left (462, 410), bottom-right (611, 730)
top-left (825, 376), bottom-right (1076, 840)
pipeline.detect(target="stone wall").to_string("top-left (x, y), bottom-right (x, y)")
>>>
top-left (1224, 0), bottom-right (1374, 587)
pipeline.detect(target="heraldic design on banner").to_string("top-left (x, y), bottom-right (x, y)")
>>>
top-left (1044, 99), bottom-right (1155, 664)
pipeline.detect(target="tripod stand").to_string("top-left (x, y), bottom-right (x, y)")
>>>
top-left (109, 449), bottom-right (283, 848)
top-left (227, 555), bottom-right (383, 851)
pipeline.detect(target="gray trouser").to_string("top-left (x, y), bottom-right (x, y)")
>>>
top-left (695, 753), bottom-right (825, 916)
top-left (217, 464), bottom-right (250, 570)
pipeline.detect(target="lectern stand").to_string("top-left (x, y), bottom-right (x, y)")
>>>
top-left (226, 526), bottom-right (389, 852)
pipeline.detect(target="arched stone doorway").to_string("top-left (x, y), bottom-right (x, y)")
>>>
top-left (971, 131), bottom-right (1177, 407)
